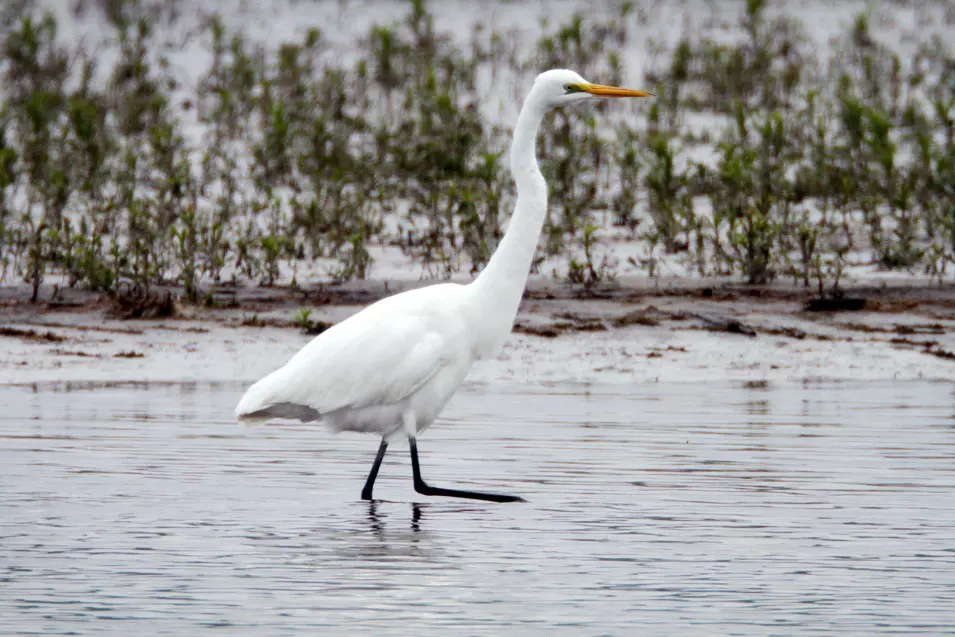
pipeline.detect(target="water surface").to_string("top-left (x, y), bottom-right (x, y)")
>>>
top-left (1, 380), bottom-right (954, 635)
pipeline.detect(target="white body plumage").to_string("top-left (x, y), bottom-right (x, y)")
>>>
top-left (236, 283), bottom-right (485, 438)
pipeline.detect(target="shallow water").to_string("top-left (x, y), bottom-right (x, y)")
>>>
top-left (1, 380), bottom-right (954, 635)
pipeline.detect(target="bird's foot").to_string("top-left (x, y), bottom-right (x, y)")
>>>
top-left (413, 480), bottom-right (525, 503)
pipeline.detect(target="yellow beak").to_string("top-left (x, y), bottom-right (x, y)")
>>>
top-left (581, 83), bottom-right (654, 98)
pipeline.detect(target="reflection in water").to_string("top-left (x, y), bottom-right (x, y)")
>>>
top-left (365, 501), bottom-right (424, 537)
top-left (411, 502), bottom-right (423, 533)
top-left (1, 380), bottom-right (954, 635)
top-left (367, 500), bottom-right (384, 535)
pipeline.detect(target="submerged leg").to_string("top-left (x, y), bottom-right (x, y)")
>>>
top-left (361, 438), bottom-right (389, 501)
top-left (408, 436), bottom-right (525, 503)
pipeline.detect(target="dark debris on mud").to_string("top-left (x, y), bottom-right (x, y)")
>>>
top-left (0, 326), bottom-right (66, 343)
top-left (113, 350), bottom-right (146, 359)
top-left (107, 290), bottom-right (178, 320)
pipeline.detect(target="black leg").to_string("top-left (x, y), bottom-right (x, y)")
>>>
top-left (408, 436), bottom-right (525, 503)
top-left (361, 438), bottom-right (389, 501)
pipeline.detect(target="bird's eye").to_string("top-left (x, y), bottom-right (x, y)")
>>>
top-left (564, 83), bottom-right (582, 94)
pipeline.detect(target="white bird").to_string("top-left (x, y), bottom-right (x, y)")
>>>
top-left (235, 69), bottom-right (653, 502)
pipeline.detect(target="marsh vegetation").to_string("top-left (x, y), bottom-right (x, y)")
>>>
top-left (0, 0), bottom-right (953, 305)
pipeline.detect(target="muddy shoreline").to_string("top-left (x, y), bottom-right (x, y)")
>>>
top-left (2, 277), bottom-right (955, 387)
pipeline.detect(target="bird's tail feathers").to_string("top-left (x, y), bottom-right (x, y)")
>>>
top-left (235, 369), bottom-right (321, 424)
top-left (234, 370), bottom-right (283, 423)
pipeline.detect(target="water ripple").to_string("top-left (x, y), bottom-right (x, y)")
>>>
top-left (1, 380), bottom-right (954, 635)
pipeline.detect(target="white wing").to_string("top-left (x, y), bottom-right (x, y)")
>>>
top-left (235, 298), bottom-right (456, 422)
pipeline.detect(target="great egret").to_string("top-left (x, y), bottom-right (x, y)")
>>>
top-left (235, 69), bottom-right (652, 502)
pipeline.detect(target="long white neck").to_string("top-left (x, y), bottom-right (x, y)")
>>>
top-left (468, 94), bottom-right (548, 357)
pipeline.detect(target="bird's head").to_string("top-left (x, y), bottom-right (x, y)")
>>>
top-left (531, 68), bottom-right (654, 109)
